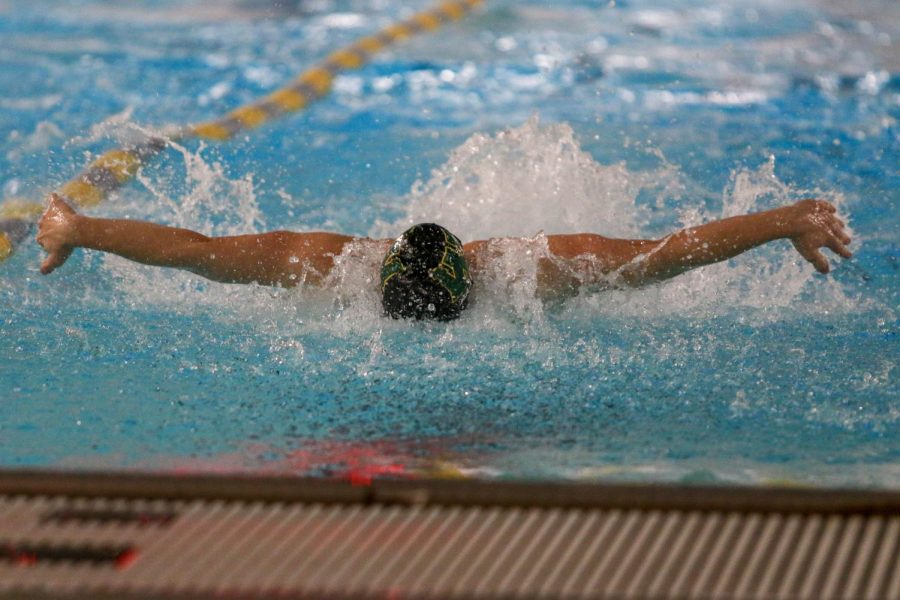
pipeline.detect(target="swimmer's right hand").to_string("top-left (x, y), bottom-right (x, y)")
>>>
top-left (37, 193), bottom-right (78, 275)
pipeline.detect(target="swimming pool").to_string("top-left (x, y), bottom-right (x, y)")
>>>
top-left (1, 0), bottom-right (897, 486)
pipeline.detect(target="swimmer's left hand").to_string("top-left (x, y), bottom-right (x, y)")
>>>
top-left (784, 199), bottom-right (852, 274)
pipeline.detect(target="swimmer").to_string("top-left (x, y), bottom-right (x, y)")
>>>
top-left (36, 193), bottom-right (851, 320)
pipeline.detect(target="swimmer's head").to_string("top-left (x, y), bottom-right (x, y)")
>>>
top-left (380, 223), bottom-right (472, 321)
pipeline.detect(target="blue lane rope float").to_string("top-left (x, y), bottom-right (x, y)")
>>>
top-left (0, 0), bottom-right (484, 263)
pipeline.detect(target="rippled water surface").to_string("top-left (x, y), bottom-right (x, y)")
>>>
top-left (1, 0), bottom-right (897, 486)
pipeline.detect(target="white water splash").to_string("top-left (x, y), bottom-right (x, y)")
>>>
top-left (375, 115), bottom-right (657, 242)
top-left (104, 117), bottom-right (859, 332)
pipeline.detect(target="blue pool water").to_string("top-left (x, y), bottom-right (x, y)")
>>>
top-left (1, 0), bottom-right (897, 486)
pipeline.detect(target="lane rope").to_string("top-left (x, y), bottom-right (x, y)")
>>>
top-left (0, 0), bottom-right (484, 263)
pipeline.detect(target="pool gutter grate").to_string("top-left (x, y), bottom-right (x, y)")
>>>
top-left (0, 469), bottom-right (898, 599)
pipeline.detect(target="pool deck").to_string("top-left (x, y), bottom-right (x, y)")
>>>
top-left (0, 469), bottom-right (898, 599)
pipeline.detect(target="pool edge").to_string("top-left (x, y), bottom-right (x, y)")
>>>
top-left (1, 467), bottom-right (898, 513)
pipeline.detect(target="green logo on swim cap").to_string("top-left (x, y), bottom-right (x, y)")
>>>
top-left (430, 228), bottom-right (471, 303)
top-left (380, 240), bottom-right (408, 290)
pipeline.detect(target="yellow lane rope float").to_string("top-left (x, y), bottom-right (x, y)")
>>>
top-left (0, 0), bottom-right (484, 264)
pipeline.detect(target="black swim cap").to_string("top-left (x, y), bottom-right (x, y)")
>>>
top-left (380, 223), bottom-right (472, 321)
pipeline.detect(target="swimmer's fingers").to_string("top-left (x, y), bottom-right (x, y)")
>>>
top-left (825, 213), bottom-right (852, 256)
top-left (42, 193), bottom-right (76, 219)
top-left (826, 236), bottom-right (853, 260)
top-left (793, 241), bottom-right (831, 274)
top-left (39, 246), bottom-right (73, 275)
top-left (811, 250), bottom-right (830, 274)
top-left (793, 229), bottom-right (852, 273)
top-left (828, 215), bottom-right (852, 245)
top-left (35, 222), bottom-right (58, 252)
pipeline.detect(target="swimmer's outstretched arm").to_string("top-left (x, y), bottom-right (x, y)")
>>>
top-left (36, 194), bottom-right (356, 286)
top-left (531, 199), bottom-right (851, 290)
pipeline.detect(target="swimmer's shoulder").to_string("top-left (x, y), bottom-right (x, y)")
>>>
top-left (463, 238), bottom-right (493, 273)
